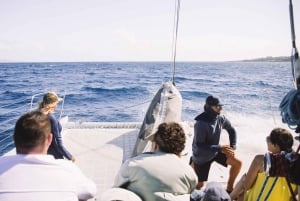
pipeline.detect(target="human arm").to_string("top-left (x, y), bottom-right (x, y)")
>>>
top-left (230, 155), bottom-right (264, 200)
top-left (67, 163), bottom-right (97, 200)
top-left (222, 116), bottom-right (237, 149)
top-left (49, 114), bottom-right (73, 160)
top-left (220, 145), bottom-right (235, 158)
top-left (76, 178), bottom-right (97, 201)
top-left (243, 154), bottom-right (264, 190)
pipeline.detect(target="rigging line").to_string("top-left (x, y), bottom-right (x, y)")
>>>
top-left (289, 0), bottom-right (299, 89)
top-left (123, 99), bottom-right (152, 109)
top-left (289, 0), bottom-right (296, 49)
top-left (170, 0), bottom-right (181, 84)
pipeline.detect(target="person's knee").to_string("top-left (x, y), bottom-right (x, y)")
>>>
top-left (196, 182), bottom-right (204, 189)
top-left (234, 158), bottom-right (242, 168)
top-left (228, 157), bottom-right (242, 169)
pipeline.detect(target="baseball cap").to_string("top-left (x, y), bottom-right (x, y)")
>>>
top-left (206, 95), bottom-right (223, 106)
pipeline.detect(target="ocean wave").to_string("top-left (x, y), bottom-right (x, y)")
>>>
top-left (1, 91), bottom-right (29, 101)
top-left (181, 91), bottom-right (210, 100)
top-left (0, 61), bottom-right (294, 123)
top-left (0, 61), bottom-right (297, 155)
top-left (82, 86), bottom-right (148, 96)
top-left (175, 76), bottom-right (214, 83)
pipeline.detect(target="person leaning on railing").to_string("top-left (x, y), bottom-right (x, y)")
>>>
top-left (38, 91), bottom-right (75, 162)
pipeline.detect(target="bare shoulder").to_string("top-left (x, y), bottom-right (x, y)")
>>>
top-left (252, 154), bottom-right (264, 169)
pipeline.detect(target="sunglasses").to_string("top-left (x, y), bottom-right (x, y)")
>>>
top-left (212, 105), bottom-right (223, 110)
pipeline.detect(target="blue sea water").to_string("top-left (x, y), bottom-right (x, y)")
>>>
top-left (0, 61), bottom-right (294, 154)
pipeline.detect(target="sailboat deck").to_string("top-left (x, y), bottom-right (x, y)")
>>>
top-left (61, 121), bottom-right (250, 200)
top-left (5, 120), bottom-right (264, 200)
top-left (63, 125), bottom-right (139, 199)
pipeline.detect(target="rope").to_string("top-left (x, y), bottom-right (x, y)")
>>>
top-left (279, 88), bottom-right (300, 129)
top-left (289, 0), bottom-right (296, 49)
top-left (170, 0), bottom-right (180, 84)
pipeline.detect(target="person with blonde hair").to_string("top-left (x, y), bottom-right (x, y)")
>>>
top-left (38, 92), bottom-right (75, 161)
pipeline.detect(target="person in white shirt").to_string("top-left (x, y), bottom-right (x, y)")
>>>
top-left (0, 111), bottom-right (97, 201)
top-left (114, 122), bottom-right (198, 201)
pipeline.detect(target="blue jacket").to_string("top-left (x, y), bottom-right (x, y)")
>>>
top-left (192, 108), bottom-right (237, 165)
top-left (47, 114), bottom-right (72, 160)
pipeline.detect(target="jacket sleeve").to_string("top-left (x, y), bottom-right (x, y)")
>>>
top-left (222, 116), bottom-right (237, 149)
top-left (49, 114), bottom-right (73, 160)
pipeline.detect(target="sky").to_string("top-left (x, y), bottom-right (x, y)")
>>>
top-left (0, 0), bottom-right (299, 62)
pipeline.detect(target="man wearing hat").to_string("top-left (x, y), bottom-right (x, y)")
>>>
top-left (190, 95), bottom-right (242, 193)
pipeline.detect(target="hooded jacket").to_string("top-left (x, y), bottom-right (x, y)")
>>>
top-left (192, 107), bottom-right (237, 165)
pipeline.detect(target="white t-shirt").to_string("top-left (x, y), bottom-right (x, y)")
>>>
top-left (0, 154), bottom-right (97, 201)
top-left (114, 151), bottom-right (197, 201)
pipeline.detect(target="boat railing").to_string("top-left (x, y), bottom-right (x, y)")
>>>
top-left (63, 121), bottom-right (142, 129)
top-left (28, 92), bottom-right (66, 120)
top-left (0, 92), bottom-right (66, 156)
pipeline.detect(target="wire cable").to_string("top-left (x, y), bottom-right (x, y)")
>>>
top-left (289, 0), bottom-right (300, 89)
top-left (170, 0), bottom-right (181, 85)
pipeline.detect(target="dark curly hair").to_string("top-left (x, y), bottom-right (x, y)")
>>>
top-left (153, 122), bottom-right (186, 155)
top-left (269, 127), bottom-right (293, 152)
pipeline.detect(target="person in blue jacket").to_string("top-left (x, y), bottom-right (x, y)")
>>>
top-left (190, 95), bottom-right (242, 193)
top-left (38, 92), bottom-right (75, 162)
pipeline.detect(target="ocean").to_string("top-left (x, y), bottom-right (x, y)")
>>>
top-left (0, 61), bottom-right (298, 155)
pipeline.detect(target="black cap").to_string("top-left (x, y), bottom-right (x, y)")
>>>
top-left (206, 95), bottom-right (223, 106)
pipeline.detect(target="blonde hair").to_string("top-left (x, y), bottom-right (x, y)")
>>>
top-left (38, 92), bottom-right (62, 110)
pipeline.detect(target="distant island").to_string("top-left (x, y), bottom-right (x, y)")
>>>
top-left (238, 56), bottom-right (290, 62)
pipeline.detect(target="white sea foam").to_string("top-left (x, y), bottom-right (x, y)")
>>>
top-left (215, 112), bottom-right (300, 182)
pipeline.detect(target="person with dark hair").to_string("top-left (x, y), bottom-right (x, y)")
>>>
top-left (114, 122), bottom-right (198, 201)
top-left (0, 111), bottom-right (96, 201)
top-left (230, 127), bottom-right (298, 201)
top-left (190, 95), bottom-right (242, 193)
top-left (38, 91), bottom-right (75, 161)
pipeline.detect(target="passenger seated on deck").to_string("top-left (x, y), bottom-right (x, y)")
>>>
top-left (38, 91), bottom-right (75, 162)
top-left (230, 127), bottom-right (298, 201)
top-left (0, 111), bottom-right (97, 201)
top-left (113, 122), bottom-right (198, 201)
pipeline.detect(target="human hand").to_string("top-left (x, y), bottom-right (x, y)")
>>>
top-left (221, 145), bottom-right (235, 158)
top-left (71, 156), bottom-right (76, 163)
